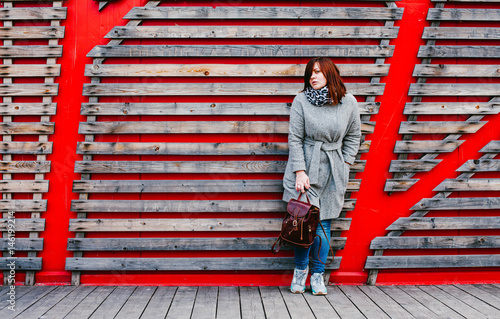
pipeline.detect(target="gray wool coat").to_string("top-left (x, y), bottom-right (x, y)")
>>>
top-left (282, 92), bottom-right (361, 220)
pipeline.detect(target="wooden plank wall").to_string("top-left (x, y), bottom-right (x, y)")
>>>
top-left (367, 0), bottom-right (500, 284)
top-left (0, 0), bottom-right (65, 285)
top-left (66, 1), bottom-right (402, 284)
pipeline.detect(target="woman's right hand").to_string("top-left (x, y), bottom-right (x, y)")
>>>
top-left (295, 171), bottom-right (310, 193)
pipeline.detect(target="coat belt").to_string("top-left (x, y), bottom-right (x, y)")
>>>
top-left (304, 137), bottom-right (342, 185)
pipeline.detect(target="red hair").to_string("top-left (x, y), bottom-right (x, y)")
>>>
top-left (303, 57), bottom-right (347, 105)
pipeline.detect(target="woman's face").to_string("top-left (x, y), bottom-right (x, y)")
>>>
top-left (309, 62), bottom-right (327, 90)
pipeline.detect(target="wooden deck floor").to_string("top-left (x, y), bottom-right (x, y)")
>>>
top-left (0, 284), bottom-right (499, 319)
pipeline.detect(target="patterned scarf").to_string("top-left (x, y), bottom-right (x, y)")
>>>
top-left (304, 86), bottom-right (332, 107)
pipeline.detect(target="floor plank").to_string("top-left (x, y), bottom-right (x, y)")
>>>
top-left (139, 286), bottom-right (177, 319)
top-left (89, 286), bottom-right (136, 319)
top-left (455, 285), bottom-right (500, 310)
top-left (115, 286), bottom-right (157, 319)
top-left (13, 286), bottom-right (76, 319)
top-left (0, 286), bottom-right (36, 311)
top-left (191, 286), bottom-right (217, 319)
top-left (303, 291), bottom-right (340, 319)
top-left (339, 286), bottom-right (390, 319)
top-left (474, 284), bottom-right (500, 299)
top-left (279, 286), bottom-right (316, 319)
top-left (39, 286), bottom-right (96, 319)
top-left (260, 286), bottom-right (291, 319)
top-left (358, 285), bottom-right (415, 319)
top-left (419, 285), bottom-right (485, 319)
top-left (63, 286), bottom-right (116, 319)
top-left (379, 286), bottom-right (439, 319)
top-left (165, 286), bottom-right (198, 319)
top-left (397, 286), bottom-right (464, 319)
top-left (240, 286), bottom-right (266, 319)
top-left (436, 285), bottom-right (500, 318)
top-left (324, 286), bottom-right (365, 319)
top-left (217, 286), bottom-right (241, 319)
top-left (0, 286), bottom-right (56, 319)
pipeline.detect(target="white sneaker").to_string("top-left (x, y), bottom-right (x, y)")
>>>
top-left (310, 272), bottom-right (327, 295)
top-left (290, 267), bottom-right (309, 294)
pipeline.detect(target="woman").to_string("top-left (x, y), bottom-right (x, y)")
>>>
top-left (282, 57), bottom-right (361, 295)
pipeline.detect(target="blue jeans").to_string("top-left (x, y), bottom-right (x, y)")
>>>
top-left (294, 220), bottom-right (331, 274)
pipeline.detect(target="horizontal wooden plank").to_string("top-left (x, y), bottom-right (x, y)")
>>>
top-left (80, 102), bottom-right (379, 116)
top-left (124, 6), bottom-right (403, 20)
top-left (389, 159), bottom-right (442, 173)
top-left (409, 83), bottom-right (500, 96)
top-left (394, 140), bottom-right (463, 153)
top-left (74, 160), bottom-right (287, 174)
top-left (384, 179), bottom-right (419, 192)
top-left (418, 46), bottom-right (500, 58)
top-left (0, 45), bottom-right (63, 58)
top-left (0, 7), bottom-right (67, 20)
top-left (77, 142), bottom-right (289, 155)
top-left (79, 121), bottom-right (371, 135)
top-left (0, 26), bottom-right (65, 39)
top-left (0, 258), bottom-right (41, 270)
top-left (414, 64), bottom-right (500, 78)
top-left (0, 180), bottom-right (49, 193)
top-left (68, 218), bottom-right (351, 232)
top-left (0, 219), bottom-right (44, 232)
top-left (427, 8), bottom-right (500, 21)
top-left (457, 159), bottom-right (500, 172)
top-left (386, 217), bottom-right (500, 230)
top-left (0, 122), bottom-right (54, 135)
top-left (0, 142), bottom-right (52, 155)
top-left (75, 179), bottom-right (359, 193)
top-left (434, 179), bottom-right (500, 192)
top-left (0, 200), bottom-right (46, 212)
top-left (72, 179), bottom-right (362, 193)
top-left (0, 103), bottom-right (56, 115)
top-left (87, 45), bottom-right (394, 58)
top-left (67, 237), bottom-right (346, 251)
top-left (411, 197), bottom-right (500, 210)
top-left (105, 26), bottom-right (399, 39)
top-left (0, 84), bottom-right (58, 96)
top-left (0, 161), bottom-right (51, 173)
top-left (79, 121), bottom-right (290, 134)
top-left (0, 238), bottom-right (43, 251)
top-left (0, 65), bottom-right (61, 77)
top-left (370, 236), bottom-right (500, 250)
top-left (82, 82), bottom-right (385, 96)
top-left (85, 63), bottom-right (390, 78)
top-left (399, 121), bottom-right (486, 134)
top-left (480, 141), bottom-right (500, 153)
top-left (423, 27), bottom-right (500, 40)
top-left (365, 255), bottom-right (500, 269)
top-left (70, 199), bottom-right (356, 213)
top-left (66, 256), bottom-right (340, 271)
top-left (404, 102), bottom-right (500, 115)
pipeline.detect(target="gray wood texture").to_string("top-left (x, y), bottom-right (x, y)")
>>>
top-left (0, 257), bottom-right (41, 270)
top-left (409, 83), bottom-right (500, 96)
top-left (0, 122), bottom-right (54, 135)
top-left (68, 218), bottom-right (351, 232)
top-left (370, 236), bottom-right (500, 249)
top-left (0, 103), bottom-right (57, 115)
top-left (87, 45), bottom-right (394, 58)
top-left (0, 7), bottom-right (67, 20)
top-left (82, 82), bottom-right (384, 96)
top-left (399, 121), bottom-right (485, 134)
top-left (0, 238), bottom-right (43, 251)
top-left (423, 27), bottom-right (500, 40)
top-left (190, 286), bottom-right (217, 319)
top-left (85, 63), bottom-right (390, 78)
top-left (0, 161), bottom-right (51, 173)
top-left (81, 102), bottom-right (379, 115)
top-left (404, 102), bottom-right (500, 115)
top-left (0, 65), bottom-right (61, 77)
top-left (124, 6), bottom-right (404, 20)
top-left (0, 45), bottom-right (62, 58)
top-left (0, 84), bottom-right (58, 96)
top-left (66, 257), bottom-right (340, 271)
top-left (457, 159), bottom-right (500, 172)
top-left (427, 8), bottom-right (500, 21)
top-left (0, 200), bottom-right (46, 212)
top-left (0, 142), bottom-right (52, 154)
top-left (0, 218), bottom-right (44, 232)
top-left (0, 180), bottom-right (48, 193)
top-left (434, 178), bottom-right (500, 191)
top-left (66, 237), bottom-right (347, 251)
top-left (386, 217), bottom-right (500, 230)
top-left (411, 197), bottom-right (500, 210)
top-left (0, 26), bottom-right (65, 39)
top-left (140, 287), bottom-right (177, 319)
top-left (389, 159), bottom-right (441, 172)
top-left (418, 46), bottom-right (500, 58)
top-left (394, 140), bottom-right (463, 153)
top-left (240, 287), bottom-right (266, 319)
top-left (365, 255), bottom-right (500, 269)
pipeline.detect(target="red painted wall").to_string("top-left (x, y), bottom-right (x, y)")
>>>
top-left (6, 0), bottom-right (498, 286)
